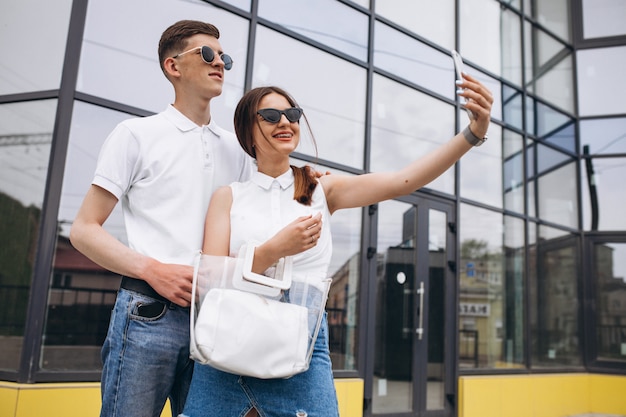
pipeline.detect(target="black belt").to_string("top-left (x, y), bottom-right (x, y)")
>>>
top-left (120, 276), bottom-right (169, 303)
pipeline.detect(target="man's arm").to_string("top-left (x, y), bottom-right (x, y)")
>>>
top-left (70, 184), bottom-right (193, 306)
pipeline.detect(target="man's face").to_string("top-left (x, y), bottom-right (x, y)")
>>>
top-left (173, 34), bottom-right (230, 99)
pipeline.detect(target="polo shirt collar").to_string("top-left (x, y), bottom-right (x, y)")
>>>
top-left (163, 105), bottom-right (223, 137)
top-left (251, 168), bottom-right (294, 190)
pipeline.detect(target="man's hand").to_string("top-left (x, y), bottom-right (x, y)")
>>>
top-left (144, 262), bottom-right (194, 307)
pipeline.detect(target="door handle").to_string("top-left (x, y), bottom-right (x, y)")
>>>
top-left (416, 281), bottom-right (424, 340)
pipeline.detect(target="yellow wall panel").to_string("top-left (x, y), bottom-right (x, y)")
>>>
top-left (335, 378), bottom-right (364, 417)
top-left (459, 377), bottom-right (502, 417)
top-left (529, 374), bottom-right (588, 417)
top-left (589, 374), bottom-right (626, 415)
top-left (0, 379), bottom-right (363, 417)
top-left (500, 376), bottom-right (532, 417)
top-left (459, 373), bottom-right (626, 417)
top-left (12, 383), bottom-right (100, 417)
top-left (0, 382), bottom-right (19, 417)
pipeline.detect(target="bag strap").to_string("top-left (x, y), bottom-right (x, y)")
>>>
top-left (189, 251), bottom-right (207, 363)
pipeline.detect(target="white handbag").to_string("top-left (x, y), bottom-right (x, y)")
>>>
top-left (189, 244), bottom-right (331, 379)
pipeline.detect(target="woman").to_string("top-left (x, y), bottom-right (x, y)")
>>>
top-left (182, 74), bottom-right (492, 417)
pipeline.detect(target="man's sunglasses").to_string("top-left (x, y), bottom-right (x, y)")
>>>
top-left (172, 46), bottom-right (233, 71)
top-left (257, 107), bottom-right (303, 123)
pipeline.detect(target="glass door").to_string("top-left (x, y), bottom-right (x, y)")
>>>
top-left (368, 196), bottom-right (456, 417)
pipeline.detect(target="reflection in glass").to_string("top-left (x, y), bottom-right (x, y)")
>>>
top-left (42, 102), bottom-right (130, 371)
top-left (524, 22), bottom-right (574, 114)
top-left (503, 215), bottom-right (525, 367)
top-left (374, 22), bottom-right (453, 100)
top-left (460, 125), bottom-right (503, 209)
top-left (460, 0), bottom-right (502, 77)
top-left (373, 200), bottom-right (415, 413)
top-left (530, 229), bottom-right (582, 368)
top-left (503, 85), bottom-right (523, 131)
top-left (375, 0), bottom-right (454, 50)
top-left (543, 123), bottom-right (575, 154)
top-left (317, 164), bottom-right (362, 372)
top-left (499, 5), bottom-right (523, 86)
top-left (527, 0), bottom-right (572, 42)
top-left (582, 0), bottom-right (626, 39)
top-left (577, 46), bottom-right (626, 117)
top-left (258, 0), bottom-right (368, 61)
top-left (535, 101), bottom-right (574, 139)
top-left (593, 242), bottom-right (626, 362)
top-left (426, 209), bottom-right (446, 410)
top-left (371, 74), bottom-right (455, 194)
top-left (503, 129), bottom-right (525, 214)
top-left (459, 205), bottom-right (513, 369)
top-left (0, 99), bottom-right (56, 371)
top-left (537, 159), bottom-right (577, 228)
top-left (253, 26), bottom-right (367, 169)
top-left (581, 158), bottom-right (626, 231)
top-left (0, 0), bottom-right (71, 94)
top-left (580, 117), bottom-right (626, 155)
top-left (221, 0), bottom-right (250, 11)
top-left (81, 0), bottom-right (248, 126)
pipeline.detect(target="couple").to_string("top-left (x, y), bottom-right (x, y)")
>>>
top-left (70, 19), bottom-right (493, 417)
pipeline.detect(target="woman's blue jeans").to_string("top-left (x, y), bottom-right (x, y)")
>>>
top-left (180, 314), bottom-right (339, 417)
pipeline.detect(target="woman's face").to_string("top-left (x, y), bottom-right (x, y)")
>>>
top-left (253, 92), bottom-right (301, 160)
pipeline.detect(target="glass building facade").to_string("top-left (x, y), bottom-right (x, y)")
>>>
top-left (1, 0), bottom-right (625, 416)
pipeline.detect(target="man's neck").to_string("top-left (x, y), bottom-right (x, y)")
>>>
top-left (172, 97), bottom-right (212, 126)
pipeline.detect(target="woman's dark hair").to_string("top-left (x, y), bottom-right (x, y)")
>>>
top-left (234, 86), bottom-right (318, 206)
top-left (158, 20), bottom-right (221, 76)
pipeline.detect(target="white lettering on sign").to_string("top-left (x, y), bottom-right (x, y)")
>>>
top-left (459, 303), bottom-right (490, 317)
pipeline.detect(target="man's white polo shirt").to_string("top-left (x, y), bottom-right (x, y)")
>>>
top-left (93, 105), bottom-right (253, 266)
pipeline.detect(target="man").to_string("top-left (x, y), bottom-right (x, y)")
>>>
top-left (70, 20), bottom-right (253, 417)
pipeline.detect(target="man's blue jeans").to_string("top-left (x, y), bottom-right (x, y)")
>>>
top-left (100, 288), bottom-right (193, 417)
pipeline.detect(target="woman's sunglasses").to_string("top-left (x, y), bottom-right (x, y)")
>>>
top-left (172, 46), bottom-right (233, 71)
top-left (257, 107), bottom-right (303, 123)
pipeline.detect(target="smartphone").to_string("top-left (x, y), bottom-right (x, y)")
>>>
top-left (452, 50), bottom-right (475, 120)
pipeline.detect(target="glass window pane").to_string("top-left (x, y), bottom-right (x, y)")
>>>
top-left (530, 230), bottom-right (582, 368)
top-left (581, 158), bottom-right (626, 231)
top-left (577, 46), bottom-right (626, 117)
top-left (582, 0), bottom-right (626, 39)
top-left (373, 199), bottom-right (415, 413)
top-left (593, 242), bottom-right (626, 363)
top-left (81, 0), bottom-right (248, 127)
top-left (0, 99), bottom-right (56, 371)
top-left (222, 0), bottom-right (250, 11)
top-left (534, 102), bottom-right (574, 139)
top-left (374, 22), bottom-right (454, 100)
top-left (503, 215), bottom-right (525, 367)
top-left (371, 74), bottom-right (455, 195)
top-left (259, 0), bottom-right (368, 61)
top-left (580, 117), bottom-right (626, 155)
top-left (253, 26), bottom-right (367, 169)
top-left (524, 22), bottom-right (574, 114)
top-left (0, 0), bottom-right (72, 95)
top-left (500, 6), bottom-right (523, 86)
top-left (503, 129), bottom-right (525, 214)
top-left (543, 123), bottom-right (575, 154)
top-left (459, 205), bottom-right (512, 369)
top-left (43, 102), bottom-right (130, 371)
top-left (529, 0), bottom-right (572, 42)
top-left (503, 86), bottom-right (524, 131)
top-left (318, 165), bottom-right (362, 372)
top-left (460, 0), bottom-right (502, 77)
top-left (375, 0), bottom-right (455, 50)
top-left (537, 159), bottom-right (578, 228)
top-left (460, 125), bottom-right (503, 209)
